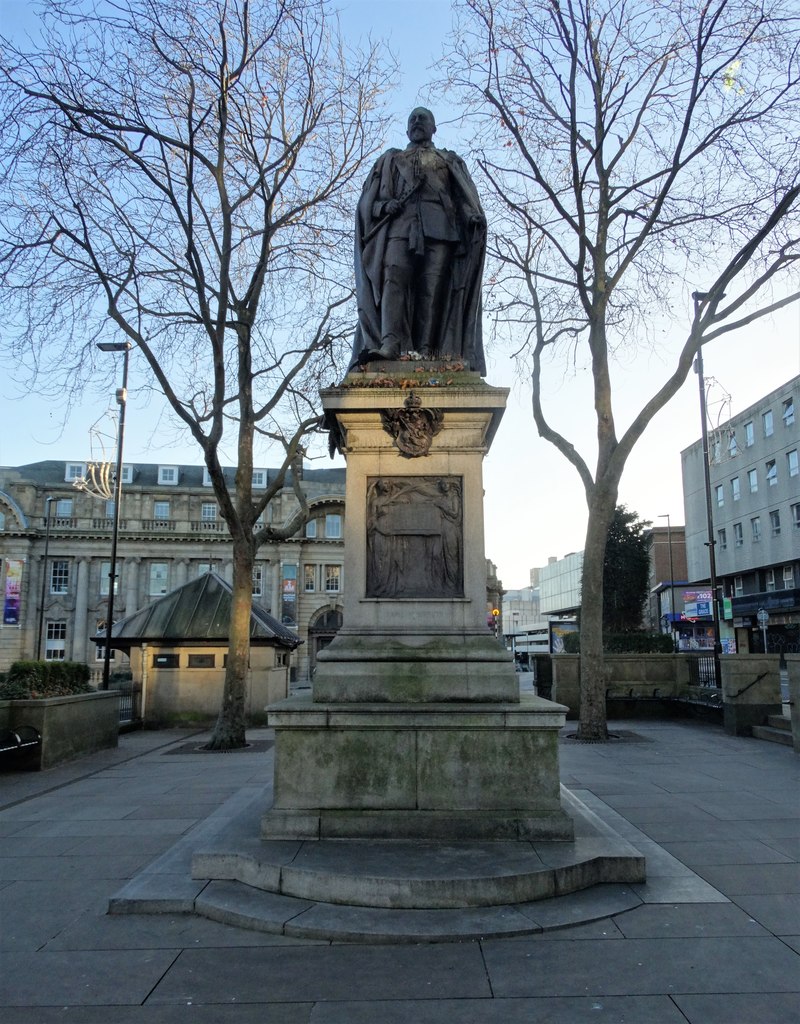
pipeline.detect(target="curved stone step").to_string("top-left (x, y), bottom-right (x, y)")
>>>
top-left (190, 787), bottom-right (646, 912)
top-left (192, 834), bottom-right (644, 909)
top-left (194, 878), bottom-right (643, 943)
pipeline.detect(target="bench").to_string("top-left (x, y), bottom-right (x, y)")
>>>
top-left (0, 725), bottom-right (42, 766)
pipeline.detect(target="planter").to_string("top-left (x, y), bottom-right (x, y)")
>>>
top-left (0, 691), bottom-right (119, 770)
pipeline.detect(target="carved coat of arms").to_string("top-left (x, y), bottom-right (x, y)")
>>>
top-left (381, 391), bottom-right (444, 457)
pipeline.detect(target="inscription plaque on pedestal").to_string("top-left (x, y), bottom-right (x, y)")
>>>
top-left (366, 476), bottom-right (463, 599)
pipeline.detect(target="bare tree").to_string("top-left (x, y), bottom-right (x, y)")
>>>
top-left (0, 0), bottom-right (394, 747)
top-left (444, 0), bottom-right (800, 739)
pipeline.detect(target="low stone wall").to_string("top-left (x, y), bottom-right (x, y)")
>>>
top-left (547, 654), bottom-right (780, 726)
top-left (551, 655), bottom-right (685, 720)
top-left (720, 654), bottom-right (782, 737)
top-left (2, 691), bottom-right (119, 770)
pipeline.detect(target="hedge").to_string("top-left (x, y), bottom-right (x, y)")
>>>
top-left (0, 661), bottom-right (94, 700)
top-left (562, 632), bottom-right (675, 655)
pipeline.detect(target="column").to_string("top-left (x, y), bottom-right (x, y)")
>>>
top-left (173, 558), bottom-right (189, 589)
top-left (125, 557), bottom-right (140, 615)
top-left (72, 558), bottom-right (90, 663)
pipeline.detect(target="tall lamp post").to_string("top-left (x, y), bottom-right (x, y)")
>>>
top-left (692, 291), bottom-right (722, 688)
top-left (36, 496), bottom-right (54, 660)
top-left (658, 513), bottom-right (676, 649)
top-left (96, 341), bottom-right (131, 690)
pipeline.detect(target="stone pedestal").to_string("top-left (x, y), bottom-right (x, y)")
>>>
top-left (264, 366), bottom-right (573, 841)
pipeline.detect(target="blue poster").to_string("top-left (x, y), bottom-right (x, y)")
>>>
top-left (3, 559), bottom-right (23, 626)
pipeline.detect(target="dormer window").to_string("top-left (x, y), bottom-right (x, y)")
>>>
top-left (120, 465), bottom-right (134, 484)
top-left (252, 469), bottom-right (266, 489)
top-left (158, 465), bottom-right (179, 485)
top-left (65, 462), bottom-right (86, 482)
top-left (202, 467), bottom-right (213, 487)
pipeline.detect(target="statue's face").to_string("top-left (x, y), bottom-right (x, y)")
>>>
top-left (407, 108), bottom-right (436, 145)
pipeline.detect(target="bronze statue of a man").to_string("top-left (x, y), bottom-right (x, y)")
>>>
top-left (351, 108), bottom-right (487, 373)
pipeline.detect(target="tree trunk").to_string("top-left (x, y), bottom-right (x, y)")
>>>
top-left (577, 489), bottom-right (617, 742)
top-left (204, 533), bottom-right (255, 750)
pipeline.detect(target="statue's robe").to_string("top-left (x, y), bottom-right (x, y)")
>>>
top-left (350, 144), bottom-right (487, 374)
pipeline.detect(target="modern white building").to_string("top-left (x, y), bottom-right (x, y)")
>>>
top-left (681, 375), bottom-right (800, 655)
top-left (539, 552), bottom-right (583, 617)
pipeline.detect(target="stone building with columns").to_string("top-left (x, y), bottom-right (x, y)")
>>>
top-left (0, 460), bottom-right (345, 683)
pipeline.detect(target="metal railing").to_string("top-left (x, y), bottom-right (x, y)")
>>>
top-left (686, 654), bottom-right (719, 688)
top-left (115, 681), bottom-right (141, 724)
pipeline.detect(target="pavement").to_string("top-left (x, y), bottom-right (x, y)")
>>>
top-left (1, 718), bottom-right (798, 1023)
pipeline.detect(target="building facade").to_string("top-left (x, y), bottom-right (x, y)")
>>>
top-left (645, 523), bottom-right (688, 636)
top-left (681, 375), bottom-right (800, 655)
top-left (0, 460), bottom-right (345, 681)
top-left (539, 552), bottom-right (583, 617)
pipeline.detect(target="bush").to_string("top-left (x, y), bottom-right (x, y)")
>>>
top-left (561, 633), bottom-right (675, 655)
top-left (604, 633), bottom-right (676, 654)
top-left (562, 633), bottom-right (581, 654)
top-left (0, 661), bottom-right (94, 699)
top-left (108, 670), bottom-right (133, 687)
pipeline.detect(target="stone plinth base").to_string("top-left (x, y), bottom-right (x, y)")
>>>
top-left (263, 693), bottom-right (574, 842)
top-left (312, 630), bottom-right (517, 703)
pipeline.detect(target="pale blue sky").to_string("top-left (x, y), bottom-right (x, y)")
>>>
top-left (2, 0), bottom-right (799, 587)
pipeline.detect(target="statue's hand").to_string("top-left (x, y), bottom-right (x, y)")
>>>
top-left (384, 199), bottom-right (403, 216)
top-left (469, 212), bottom-right (486, 228)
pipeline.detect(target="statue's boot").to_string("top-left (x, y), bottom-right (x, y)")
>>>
top-left (369, 338), bottom-right (401, 361)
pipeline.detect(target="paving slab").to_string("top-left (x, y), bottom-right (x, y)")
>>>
top-left (0, 833), bottom-right (86, 856)
top-left (629, 875), bottom-right (730, 904)
top-left (671, 992), bottom-right (800, 1024)
top-left (0, 1003), bottom-right (313, 1023)
top-left (0, 875), bottom-right (127, 950)
top-left (43, 909), bottom-right (326, 950)
top-left (635, 819), bottom-right (752, 842)
top-left (0, 948), bottom-right (182, 1006)
top-left (611, 902), bottom-right (770, 938)
top-left (694, 862), bottom-right (800, 894)
top-left (481, 935), bottom-right (800, 997)
top-left (730, 893), bottom-right (800, 935)
top-left (0, 853), bottom-right (149, 880)
top-left (515, 917), bottom-right (625, 941)
top-left (308, 995), bottom-right (689, 1023)
top-left (739, 818), bottom-right (800, 839)
top-left (764, 835), bottom-right (800, 858)
top-left (11, 817), bottom-right (200, 837)
top-left (659, 838), bottom-right (794, 865)
top-left (110, 872), bottom-right (209, 913)
top-left (146, 943), bottom-right (492, 1004)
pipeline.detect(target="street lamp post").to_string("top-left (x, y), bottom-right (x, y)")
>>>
top-left (36, 496), bottom-right (54, 660)
top-left (658, 513), bottom-right (676, 650)
top-left (96, 341), bottom-right (131, 690)
top-left (692, 291), bottom-right (723, 688)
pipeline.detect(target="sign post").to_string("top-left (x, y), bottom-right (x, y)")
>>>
top-left (756, 607), bottom-right (769, 654)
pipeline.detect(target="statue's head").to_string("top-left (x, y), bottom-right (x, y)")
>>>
top-left (407, 107), bottom-right (436, 144)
